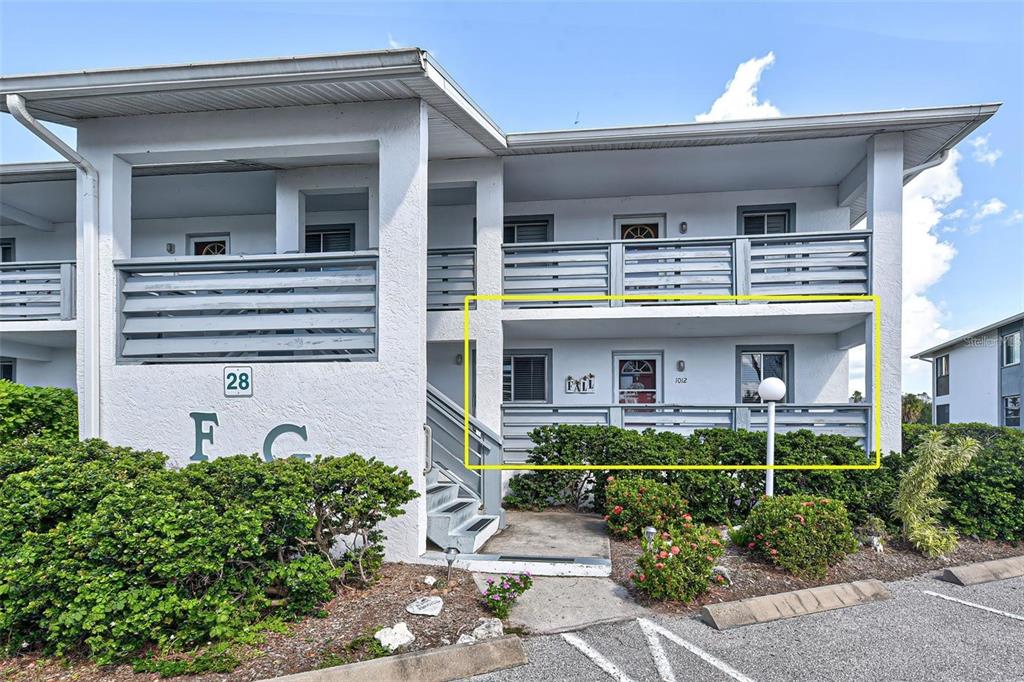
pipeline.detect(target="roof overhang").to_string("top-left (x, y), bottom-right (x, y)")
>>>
top-left (912, 311), bottom-right (1024, 360)
top-left (0, 48), bottom-right (508, 154)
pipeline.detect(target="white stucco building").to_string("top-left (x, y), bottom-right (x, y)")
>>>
top-left (912, 312), bottom-right (1022, 428)
top-left (0, 49), bottom-right (999, 560)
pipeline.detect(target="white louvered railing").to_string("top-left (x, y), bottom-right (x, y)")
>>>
top-left (428, 246), bottom-right (476, 310)
top-left (115, 252), bottom-right (378, 363)
top-left (0, 261), bottom-right (75, 320)
top-left (502, 231), bottom-right (871, 306)
top-left (501, 403), bottom-right (871, 462)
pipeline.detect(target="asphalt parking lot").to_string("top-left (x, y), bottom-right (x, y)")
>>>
top-left (468, 574), bottom-right (1024, 682)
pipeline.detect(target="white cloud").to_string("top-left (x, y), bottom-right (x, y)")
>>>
top-left (899, 149), bottom-right (963, 393)
top-left (975, 197), bottom-right (1006, 219)
top-left (387, 33), bottom-right (401, 49)
top-left (968, 134), bottom-right (1003, 166)
top-left (1008, 210), bottom-right (1024, 224)
top-left (696, 52), bottom-right (781, 122)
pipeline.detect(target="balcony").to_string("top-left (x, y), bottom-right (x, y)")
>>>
top-left (428, 246), bottom-right (476, 311)
top-left (0, 261), bottom-right (76, 321)
top-left (115, 252), bottom-right (378, 363)
top-left (501, 402), bottom-right (872, 462)
top-left (502, 231), bottom-right (870, 307)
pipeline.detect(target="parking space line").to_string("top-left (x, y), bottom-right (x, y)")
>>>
top-left (922, 590), bottom-right (1024, 622)
top-left (637, 618), bottom-right (757, 682)
top-left (561, 632), bottom-right (638, 682)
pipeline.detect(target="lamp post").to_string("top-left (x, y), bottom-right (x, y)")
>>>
top-left (757, 377), bottom-right (787, 497)
top-left (445, 547), bottom-right (459, 583)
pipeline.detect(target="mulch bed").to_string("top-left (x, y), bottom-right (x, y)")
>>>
top-left (0, 563), bottom-right (492, 682)
top-left (610, 532), bottom-right (1024, 613)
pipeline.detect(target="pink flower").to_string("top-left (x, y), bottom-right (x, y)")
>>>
top-left (655, 562), bottom-right (665, 570)
top-left (682, 513), bottom-right (692, 522)
top-left (627, 571), bottom-right (635, 579)
top-left (491, 594), bottom-right (501, 601)
top-left (638, 574), bottom-right (646, 582)
top-left (689, 542), bottom-right (698, 550)
top-left (659, 550), bottom-right (669, 559)
top-left (705, 555), bottom-right (714, 562)
top-left (747, 542), bottom-right (756, 549)
top-left (769, 549), bottom-right (778, 556)
top-left (603, 515), bottom-right (610, 521)
top-left (670, 546), bottom-right (680, 555)
top-left (662, 532), bottom-right (671, 540)
top-left (607, 476), bottom-right (615, 482)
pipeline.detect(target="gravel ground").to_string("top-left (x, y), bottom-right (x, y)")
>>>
top-left (610, 533), bottom-right (1024, 614)
top-left (470, 574), bottom-right (1024, 682)
top-left (0, 563), bottom-right (491, 682)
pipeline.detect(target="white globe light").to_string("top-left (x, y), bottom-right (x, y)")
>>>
top-left (758, 377), bottom-right (787, 402)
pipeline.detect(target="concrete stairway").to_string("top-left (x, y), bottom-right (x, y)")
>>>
top-left (425, 463), bottom-right (502, 554)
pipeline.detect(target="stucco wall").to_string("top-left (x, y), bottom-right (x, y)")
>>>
top-left (10, 346), bottom-right (77, 389)
top-left (76, 99), bottom-right (431, 561)
top-left (502, 333), bottom-right (849, 405)
top-left (947, 335), bottom-right (999, 424)
top-left (0, 222), bottom-right (77, 260)
top-left (505, 186), bottom-right (849, 241)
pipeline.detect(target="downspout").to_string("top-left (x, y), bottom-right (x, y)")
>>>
top-left (903, 149), bottom-right (949, 179)
top-left (7, 94), bottom-right (101, 438)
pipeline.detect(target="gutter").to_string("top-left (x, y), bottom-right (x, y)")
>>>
top-left (6, 94), bottom-right (101, 438)
top-left (903, 148), bottom-right (949, 179)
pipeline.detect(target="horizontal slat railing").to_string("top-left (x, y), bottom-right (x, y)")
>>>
top-left (115, 252), bottom-right (377, 363)
top-left (502, 231), bottom-right (871, 306)
top-left (428, 247), bottom-right (476, 311)
top-left (748, 232), bottom-right (871, 296)
top-left (0, 260), bottom-right (75, 320)
top-left (502, 403), bottom-right (871, 462)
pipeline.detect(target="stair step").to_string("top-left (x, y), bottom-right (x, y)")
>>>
top-left (426, 484), bottom-right (453, 495)
top-left (462, 516), bottom-right (497, 534)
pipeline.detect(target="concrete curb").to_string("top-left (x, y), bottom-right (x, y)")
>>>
top-left (700, 579), bottom-right (891, 630)
top-left (263, 635), bottom-right (527, 682)
top-left (940, 556), bottom-right (1024, 586)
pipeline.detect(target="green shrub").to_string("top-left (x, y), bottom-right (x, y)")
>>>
top-left (732, 495), bottom-right (858, 578)
top-left (630, 522), bottom-right (724, 602)
top-left (893, 431), bottom-right (980, 557)
top-left (0, 439), bottom-right (417, 665)
top-left (481, 572), bottom-right (533, 619)
top-left (0, 381), bottom-right (78, 444)
top-left (903, 423), bottom-right (1024, 541)
top-left (604, 477), bottom-right (689, 538)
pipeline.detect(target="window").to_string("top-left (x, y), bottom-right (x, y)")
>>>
top-left (0, 238), bottom-right (13, 263)
top-left (615, 214), bottom-right (665, 240)
top-left (935, 354), bottom-right (950, 397)
top-left (503, 352), bottom-right (549, 402)
top-left (615, 354), bottom-right (660, 404)
top-left (0, 358), bottom-right (13, 382)
top-left (306, 224), bottom-right (355, 253)
top-left (738, 204), bottom-right (795, 235)
top-left (738, 349), bottom-right (790, 403)
top-left (188, 233), bottom-right (230, 256)
top-left (936, 403), bottom-right (950, 425)
top-left (1004, 396), bottom-right (1021, 428)
top-left (1002, 331), bottom-right (1021, 367)
top-left (504, 215), bottom-right (552, 244)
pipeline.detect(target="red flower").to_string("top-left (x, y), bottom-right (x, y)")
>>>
top-left (705, 555), bottom-right (714, 562)
top-left (755, 534), bottom-right (764, 540)
top-left (710, 539), bottom-right (721, 546)
top-left (747, 542), bottom-right (756, 549)
top-left (802, 501), bottom-right (814, 507)
top-left (689, 542), bottom-right (698, 550)
top-left (655, 562), bottom-right (665, 569)
top-left (607, 476), bottom-right (615, 482)
top-left (612, 505), bottom-right (623, 515)
top-left (638, 574), bottom-right (646, 582)
top-left (769, 549), bottom-right (778, 556)
top-left (670, 546), bottom-right (680, 555)
top-left (659, 550), bottom-right (669, 559)
top-left (662, 532), bottom-right (671, 540)
top-left (682, 513), bottom-right (692, 521)
top-left (627, 571), bottom-right (635, 579)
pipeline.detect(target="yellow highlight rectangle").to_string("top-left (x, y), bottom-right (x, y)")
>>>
top-left (464, 294), bottom-right (882, 471)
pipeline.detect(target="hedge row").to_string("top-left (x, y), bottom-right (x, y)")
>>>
top-left (0, 437), bottom-right (417, 664)
top-left (505, 423), bottom-right (1024, 540)
top-left (0, 381), bottom-right (78, 445)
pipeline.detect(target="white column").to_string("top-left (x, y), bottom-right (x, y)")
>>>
top-left (866, 132), bottom-right (904, 454)
top-left (472, 158), bottom-right (505, 434)
top-left (274, 179), bottom-right (304, 254)
top-left (376, 100), bottom-right (430, 558)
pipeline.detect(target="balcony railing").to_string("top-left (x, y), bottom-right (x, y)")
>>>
top-left (115, 252), bottom-right (378, 363)
top-left (0, 260), bottom-right (75, 321)
top-left (502, 231), bottom-right (871, 307)
top-left (501, 403), bottom-right (871, 462)
top-left (428, 246), bottom-right (476, 311)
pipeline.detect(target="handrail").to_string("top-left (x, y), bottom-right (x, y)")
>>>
top-left (502, 402), bottom-right (870, 409)
top-left (114, 250), bottom-right (380, 270)
top-left (502, 229), bottom-right (872, 251)
top-left (0, 259), bottom-right (76, 268)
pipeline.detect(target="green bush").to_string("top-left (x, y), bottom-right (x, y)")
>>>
top-left (0, 438), bottom-right (417, 665)
top-left (0, 381), bottom-right (78, 444)
top-left (903, 423), bottom-right (1024, 541)
top-left (503, 425), bottom-right (878, 525)
top-left (604, 477), bottom-right (689, 538)
top-left (480, 572), bottom-right (534, 619)
top-left (630, 522), bottom-right (724, 602)
top-left (732, 495), bottom-right (858, 578)
top-left (893, 431), bottom-right (979, 557)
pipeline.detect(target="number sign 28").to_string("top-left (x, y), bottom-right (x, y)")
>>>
top-left (224, 367), bottom-right (253, 397)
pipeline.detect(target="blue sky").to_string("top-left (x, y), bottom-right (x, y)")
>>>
top-left (1, 1), bottom-right (1021, 393)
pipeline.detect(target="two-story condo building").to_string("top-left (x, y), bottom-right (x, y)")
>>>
top-left (0, 49), bottom-right (999, 561)
top-left (913, 312), bottom-right (1023, 428)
